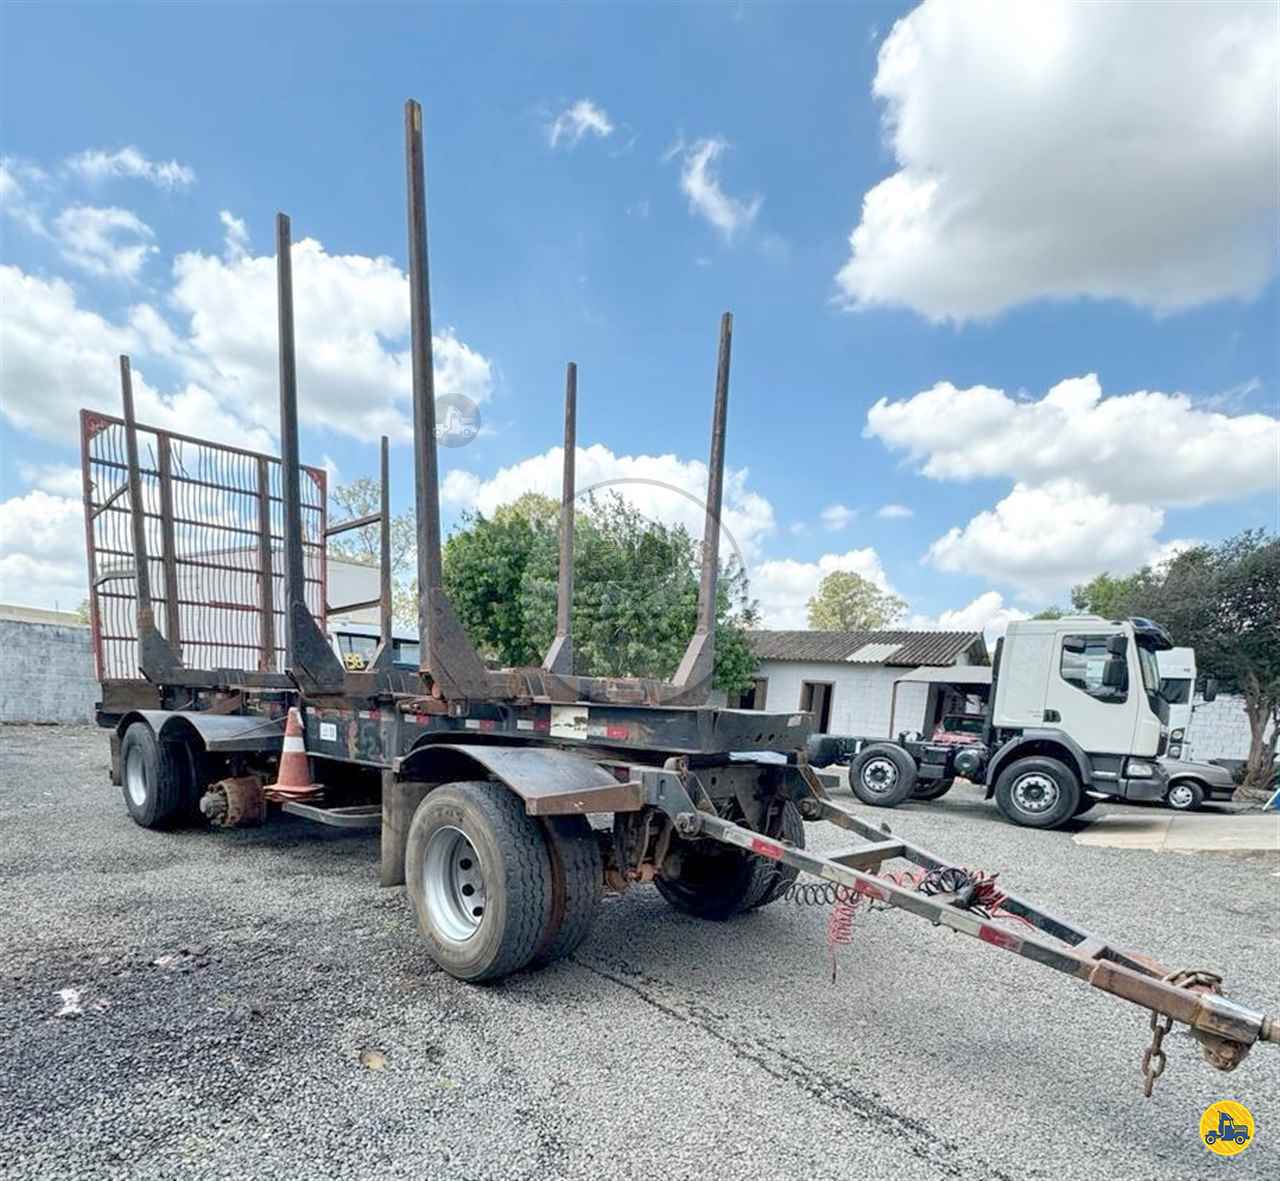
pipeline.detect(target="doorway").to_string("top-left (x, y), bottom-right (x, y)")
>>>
top-left (799, 681), bottom-right (834, 732)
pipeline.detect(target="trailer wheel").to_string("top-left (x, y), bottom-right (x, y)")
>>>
top-left (994, 757), bottom-right (1080, 829)
top-left (405, 780), bottom-right (552, 982)
top-left (119, 722), bottom-right (197, 829)
top-left (746, 800), bottom-right (805, 909)
top-left (530, 816), bottom-right (603, 968)
top-left (912, 777), bottom-right (954, 802)
top-left (1165, 779), bottom-right (1205, 812)
top-left (849, 744), bottom-right (917, 807)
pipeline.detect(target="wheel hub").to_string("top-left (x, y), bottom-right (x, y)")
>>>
top-left (422, 826), bottom-right (486, 942)
top-left (125, 746), bottom-right (147, 807)
top-left (1012, 772), bottom-right (1058, 813)
top-left (862, 757), bottom-right (898, 794)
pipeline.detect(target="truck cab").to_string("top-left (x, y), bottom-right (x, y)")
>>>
top-left (984, 616), bottom-right (1172, 824)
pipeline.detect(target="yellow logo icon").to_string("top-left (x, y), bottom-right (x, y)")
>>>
top-left (1200, 1101), bottom-right (1254, 1156)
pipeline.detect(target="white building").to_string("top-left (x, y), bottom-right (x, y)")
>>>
top-left (736, 629), bottom-right (988, 738)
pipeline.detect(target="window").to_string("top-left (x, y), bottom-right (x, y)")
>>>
top-left (335, 632), bottom-right (378, 669)
top-left (728, 677), bottom-right (768, 710)
top-left (1059, 635), bottom-right (1127, 703)
top-left (1159, 677), bottom-right (1191, 705)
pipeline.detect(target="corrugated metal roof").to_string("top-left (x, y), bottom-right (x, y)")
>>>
top-left (745, 629), bottom-right (987, 667)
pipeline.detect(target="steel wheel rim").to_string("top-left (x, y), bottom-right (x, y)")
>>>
top-left (422, 826), bottom-right (486, 942)
top-left (125, 746), bottom-right (148, 808)
top-left (1168, 784), bottom-right (1194, 809)
top-left (862, 757), bottom-right (898, 794)
top-left (1012, 772), bottom-right (1058, 813)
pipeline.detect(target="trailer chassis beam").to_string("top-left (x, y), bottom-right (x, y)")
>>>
top-left (678, 804), bottom-right (1277, 1071)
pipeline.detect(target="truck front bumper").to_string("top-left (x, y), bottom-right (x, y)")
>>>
top-left (1117, 763), bottom-right (1170, 802)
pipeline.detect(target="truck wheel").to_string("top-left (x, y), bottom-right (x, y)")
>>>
top-left (994, 757), bottom-right (1080, 829)
top-left (849, 744), bottom-right (917, 807)
top-left (119, 722), bottom-right (197, 829)
top-left (1165, 779), bottom-right (1205, 812)
top-left (912, 777), bottom-right (954, 802)
top-left (530, 816), bottom-right (603, 968)
top-left (406, 780), bottom-right (552, 982)
top-left (656, 840), bottom-right (758, 921)
top-left (746, 800), bottom-right (805, 909)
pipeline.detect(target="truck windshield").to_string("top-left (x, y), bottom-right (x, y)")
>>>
top-left (1136, 643), bottom-right (1161, 695)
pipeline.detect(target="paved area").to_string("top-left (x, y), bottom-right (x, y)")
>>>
top-left (1074, 810), bottom-right (1280, 853)
top-left (2, 726), bottom-right (1277, 1181)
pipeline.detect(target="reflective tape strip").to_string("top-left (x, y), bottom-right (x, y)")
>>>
top-left (282, 736), bottom-right (307, 754)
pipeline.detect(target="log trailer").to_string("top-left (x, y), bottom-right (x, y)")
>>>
top-left (80, 99), bottom-right (1277, 1095)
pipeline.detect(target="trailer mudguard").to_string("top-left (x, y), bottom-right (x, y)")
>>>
top-left (984, 728), bottom-right (1093, 799)
top-left (117, 710), bottom-right (287, 754)
top-left (398, 742), bottom-right (644, 816)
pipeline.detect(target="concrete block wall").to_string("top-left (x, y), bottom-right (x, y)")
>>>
top-left (1184, 693), bottom-right (1255, 763)
top-left (0, 618), bottom-right (98, 723)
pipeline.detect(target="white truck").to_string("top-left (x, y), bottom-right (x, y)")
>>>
top-left (834, 615), bottom-right (1178, 829)
top-left (1157, 646), bottom-right (1196, 757)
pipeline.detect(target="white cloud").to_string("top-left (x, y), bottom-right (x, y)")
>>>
top-left (877, 503), bottom-right (913, 519)
top-left (168, 236), bottom-right (493, 442)
top-left (753, 548), bottom-right (894, 629)
top-left (0, 490), bottom-right (87, 611)
top-left (820, 503), bottom-right (856, 531)
top-left (54, 205), bottom-right (156, 279)
top-left (547, 100), bottom-right (614, 148)
top-left (671, 138), bottom-right (761, 240)
top-left (0, 265), bottom-right (274, 452)
top-left (836, 0), bottom-right (1279, 321)
top-left (16, 462), bottom-right (83, 498)
top-left (926, 480), bottom-right (1168, 595)
top-left (441, 443), bottom-right (776, 563)
top-left (912, 590), bottom-right (1028, 645)
top-left (866, 374), bottom-right (1277, 508)
top-left (0, 157), bottom-right (50, 235)
top-left (67, 146), bottom-right (195, 190)
top-left (219, 210), bottom-right (249, 260)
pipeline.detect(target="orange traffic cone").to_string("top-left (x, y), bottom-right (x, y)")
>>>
top-left (265, 707), bottom-right (324, 802)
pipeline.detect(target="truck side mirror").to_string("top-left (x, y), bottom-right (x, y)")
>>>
top-left (1105, 634), bottom-right (1128, 656)
top-left (1202, 677), bottom-right (1218, 703)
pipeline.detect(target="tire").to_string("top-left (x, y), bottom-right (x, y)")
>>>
top-left (745, 800), bottom-right (805, 910)
top-left (405, 780), bottom-right (553, 982)
top-left (1165, 779), bottom-right (1205, 812)
top-left (119, 722), bottom-right (197, 829)
top-left (656, 838), bottom-right (759, 920)
top-left (912, 776), bottom-right (954, 802)
top-left (994, 756), bottom-right (1081, 830)
top-left (530, 816), bottom-right (603, 968)
top-left (849, 744), bottom-right (917, 807)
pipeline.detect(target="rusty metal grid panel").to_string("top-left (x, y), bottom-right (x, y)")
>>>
top-left (80, 410), bottom-right (326, 681)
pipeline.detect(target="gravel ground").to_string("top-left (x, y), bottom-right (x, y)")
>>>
top-left (2, 724), bottom-right (1277, 1181)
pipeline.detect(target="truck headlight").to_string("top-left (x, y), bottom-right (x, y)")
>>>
top-left (1127, 760), bottom-right (1155, 778)
top-left (1170, 728), bottom-right (1185, 741)
top-left (1168, 743), bottom-right (1182, 759)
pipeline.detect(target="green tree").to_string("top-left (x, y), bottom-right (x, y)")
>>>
top-left (431, 491), bottom-right (758, 694)
top-left (1070, 570), bottom-right (1153, 618)
top-left (1031, 607), bottom-right (1066, 620)
top-left (1099, 531), bottom-right (1279, 791)
top-left (806, 571), bottom-right (906, 631)
top-left (327, 478), bottom-right (418, 576)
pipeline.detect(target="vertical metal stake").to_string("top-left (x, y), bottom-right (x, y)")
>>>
top-left (379, 434), bottom-right (393, 650)
top-left (543, 362), bottom-right (576, 674)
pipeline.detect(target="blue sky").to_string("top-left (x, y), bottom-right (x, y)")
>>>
top-left (2, 1), bottom-right (1276, 631)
